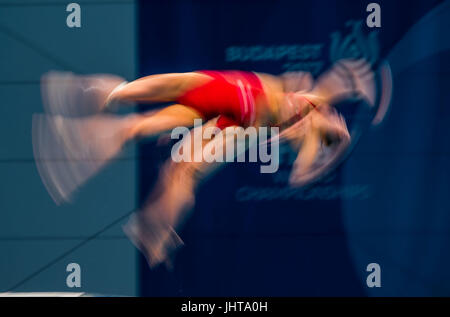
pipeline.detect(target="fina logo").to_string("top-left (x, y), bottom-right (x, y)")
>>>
top-left (329, 20), bottom-right (379, 64)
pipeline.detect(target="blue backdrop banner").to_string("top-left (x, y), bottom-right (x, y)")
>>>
top-left (138, 0), bottom-right (448, 296)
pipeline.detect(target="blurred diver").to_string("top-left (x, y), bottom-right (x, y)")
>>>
top-left (33, 59), bottom-right (377, 268)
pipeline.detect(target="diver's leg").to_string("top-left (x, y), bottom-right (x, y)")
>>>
top-left (104, 72), bottom-right (212, 109)
top-left (146, 122), bottom-right (245, 227)
top-left (125, 104), bottom-right (204, 140)
top-left (33, 104), bottom-right (204, 205)
top-left (41, 71), bottom-right (212, 116)
top-left (125, 120), bottom-right (246, 268)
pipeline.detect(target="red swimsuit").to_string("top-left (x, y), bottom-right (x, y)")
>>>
top-left (177, 71), bottom-right (267, 129)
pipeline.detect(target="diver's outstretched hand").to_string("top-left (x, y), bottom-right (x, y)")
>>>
top-left (311, 58), bottom-right (376, 107)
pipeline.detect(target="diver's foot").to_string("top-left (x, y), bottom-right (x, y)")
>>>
top-left (41, 71), bottom-right (126, 116)
top-left (123, 212), bottom-right (184, 269)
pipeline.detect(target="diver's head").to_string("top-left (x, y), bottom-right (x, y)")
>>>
top-left (316, 106), bottom-right (350, 147)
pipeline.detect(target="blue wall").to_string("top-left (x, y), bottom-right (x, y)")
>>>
top-left (0, 1), bottom-right (137, 295)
